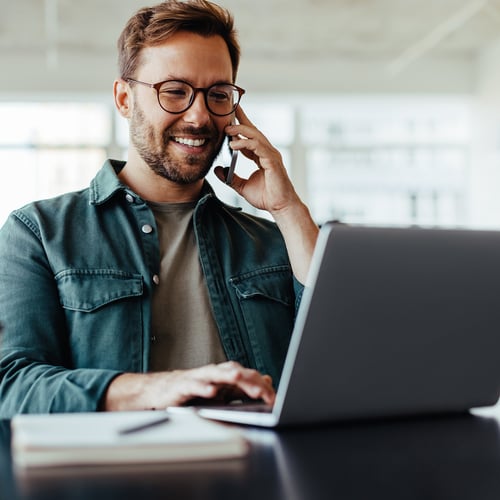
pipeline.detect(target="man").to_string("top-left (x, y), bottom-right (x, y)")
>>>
top-left (0, 0), bottom-right (318, 416)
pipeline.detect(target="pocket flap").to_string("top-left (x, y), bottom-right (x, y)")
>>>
top-left (55, 269), bottom-right (143, 312)
top-left (229, 266), bottom-right (292, 306)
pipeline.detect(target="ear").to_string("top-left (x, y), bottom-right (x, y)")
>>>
top-left (113, 78), bottom-right (132, 118)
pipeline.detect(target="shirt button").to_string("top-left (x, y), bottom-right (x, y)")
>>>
top-left (151, 336), bottom-right (157, 343)
top-left (153, 274), bottom-right (160, 285)
top-left (142, 224), bottom-right (153, 234)
top-left (125, 193), bottom-right (134, 203)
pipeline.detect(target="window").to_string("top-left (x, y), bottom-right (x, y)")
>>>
top-left (301, 96), bottom-right (470, 227)
top-left (0, 102), bottom-right (110, 223)
top-left (0, 96), bottom-right (472, 228)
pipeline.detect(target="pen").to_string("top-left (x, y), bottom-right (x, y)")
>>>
top-left (118, 415), bottom-right (171, 435)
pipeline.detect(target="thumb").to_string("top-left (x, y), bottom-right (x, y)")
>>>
top-left (213, 165), bottom-right (228, 183)
top-left (213, 165), bottom-right (245, 193)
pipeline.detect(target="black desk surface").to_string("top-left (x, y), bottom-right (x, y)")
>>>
top-left (2, 411), bottom-right (500, 500)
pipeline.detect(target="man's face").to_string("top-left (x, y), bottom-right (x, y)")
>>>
top-left (128, 32), bottom-right (234, 185)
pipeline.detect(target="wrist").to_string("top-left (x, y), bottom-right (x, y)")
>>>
top-left (270, 200), bottom-right (319, 284)
top-left (271, 199), bottom-right (311, 228)
top-left (102, 372), bottom-right (154, 411)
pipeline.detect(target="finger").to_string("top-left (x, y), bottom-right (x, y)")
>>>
top-left (229, 135), bottom-right (280, 172)
top-left (235, 105), bottom-right (254, 127)
top-left (235, 382), bottom-right (275, 404)
top-left (217, 363), bottom-right (276, 404)
top-left (194, 362), bottom-right (276, 404)
top-left (234, 373), bottom-right (275, 404)
top-left (175, 378), bottom-right (218, 403)
top-left (226, 123), bottom-right (260, 144)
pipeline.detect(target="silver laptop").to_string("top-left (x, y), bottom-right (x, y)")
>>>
top-left (197, 223), bottom-right (500, 427)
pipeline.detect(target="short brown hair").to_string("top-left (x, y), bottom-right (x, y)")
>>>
top-left (118, 0), bottom-right (240, 81)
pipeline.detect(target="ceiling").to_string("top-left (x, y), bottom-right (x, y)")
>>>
top-left (2, 0), bottom-right (500, 94)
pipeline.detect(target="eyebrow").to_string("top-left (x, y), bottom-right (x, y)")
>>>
top-left (156, 76), bottom-right (234, 86)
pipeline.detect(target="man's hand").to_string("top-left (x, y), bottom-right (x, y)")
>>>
top-left (215, 106), bottom-right (298, 215)
top-left (102, 361), bottom-right (275, 411)
top-left (214, 106), bottom-right (319, 284)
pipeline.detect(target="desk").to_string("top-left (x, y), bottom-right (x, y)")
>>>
top-left (2, 411), bottom-right (500, 500)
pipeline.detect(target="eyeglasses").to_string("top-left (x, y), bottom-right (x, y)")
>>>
top-left (126, 78), bottom-right (245, 116)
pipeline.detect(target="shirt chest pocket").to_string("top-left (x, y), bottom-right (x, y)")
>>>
top-left (230, 266), bottom-right (293, 307)
top-left (56, 269), bottom-right (144, 312)
top-left (55, 269), bottom-right (144, 370)
top-left (229, 266), bottom-right (294, 382)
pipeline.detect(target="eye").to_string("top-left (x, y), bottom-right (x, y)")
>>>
top-left (159, 83), bottom-right (190, 99)
top-left (208, 87), bottom-right (231, 102)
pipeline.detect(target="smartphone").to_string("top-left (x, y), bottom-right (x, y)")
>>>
top-left (225, 118), bottom-right (238, 185)
top-left (225, 138), bottom-right (238, 185)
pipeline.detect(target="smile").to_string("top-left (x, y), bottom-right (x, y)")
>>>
top-left (173, 137), bottom-right (207, 147)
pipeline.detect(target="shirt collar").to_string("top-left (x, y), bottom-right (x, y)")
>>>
top-left (89, 159), bottom-right (220, 207)
top-left (89, 159), bottom-right (128, 206)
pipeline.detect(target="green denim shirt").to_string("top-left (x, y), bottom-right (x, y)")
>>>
top-left (0, 160), bottom-right (303, 417)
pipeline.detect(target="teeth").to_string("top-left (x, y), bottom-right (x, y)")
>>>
top-left (173, 137), bottom-right (206, 147)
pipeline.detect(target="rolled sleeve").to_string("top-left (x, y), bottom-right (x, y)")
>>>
top-left (0, 212), bottom-right (121, 417)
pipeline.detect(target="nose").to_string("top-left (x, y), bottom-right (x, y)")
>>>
top-left (182, 90), bottom-right (210, 126)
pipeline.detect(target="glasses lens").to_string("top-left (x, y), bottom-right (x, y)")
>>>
top-left (158, 81), bottom-right (193, 113)
top-left (206, 84), bottom-right (240, 116)
top-left (156, 81), bottom-right (242, 115)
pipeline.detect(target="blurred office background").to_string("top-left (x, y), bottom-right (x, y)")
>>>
top-left (1, 0), bottom-right (500, 228)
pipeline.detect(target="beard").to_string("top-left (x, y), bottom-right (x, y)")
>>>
top-left (129, 105), bottom-right (225, 185)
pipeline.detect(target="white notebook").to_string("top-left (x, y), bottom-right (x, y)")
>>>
top-left (11, 410), bottom-right (247, 468)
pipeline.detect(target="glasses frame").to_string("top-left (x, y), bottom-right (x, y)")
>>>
top-left (126, 78), bottom-right (245, 117)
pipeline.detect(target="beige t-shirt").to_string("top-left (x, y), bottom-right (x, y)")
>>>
top-left (148, 201), bottom-right (227, 371)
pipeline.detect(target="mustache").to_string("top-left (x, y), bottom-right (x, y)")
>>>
top-left (165, 125), bottom-right (217, 139)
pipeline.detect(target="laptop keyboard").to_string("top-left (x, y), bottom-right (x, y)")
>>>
top-left (220, 402), bottom-right (272, 413)
top-left (196, 401), bottom-right (273, 413)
